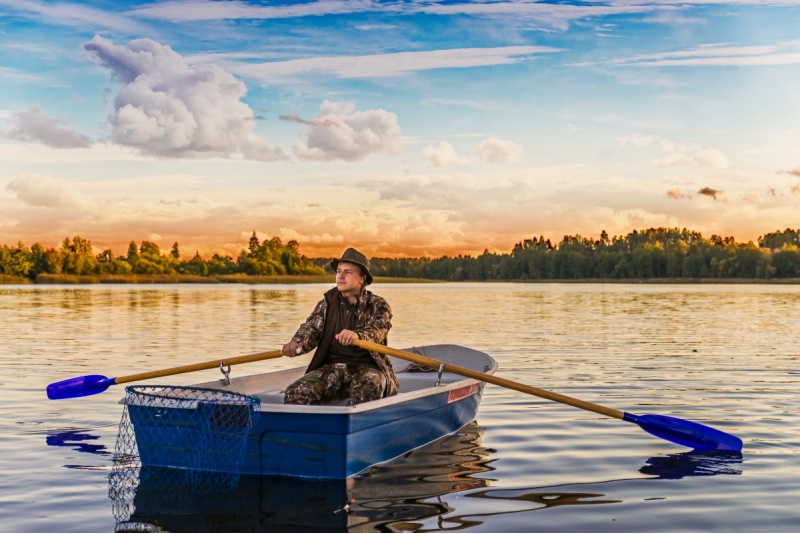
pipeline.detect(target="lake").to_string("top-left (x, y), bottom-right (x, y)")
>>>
top-left (1, 283), bottom-right (799, 532)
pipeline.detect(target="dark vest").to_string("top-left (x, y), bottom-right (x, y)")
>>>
top-left (306, 288), bottom-right (373, 372)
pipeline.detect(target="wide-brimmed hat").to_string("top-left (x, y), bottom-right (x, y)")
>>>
top-left (330, 247), bottom-right (373, 285)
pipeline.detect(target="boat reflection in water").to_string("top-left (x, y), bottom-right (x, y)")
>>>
top-left (110, 423), bottom-right (744, 533)
top-left (111, 421), bottom-right (494, 533)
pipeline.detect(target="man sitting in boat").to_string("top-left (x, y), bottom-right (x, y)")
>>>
top-left (281, 247), bottom-right (399, 405)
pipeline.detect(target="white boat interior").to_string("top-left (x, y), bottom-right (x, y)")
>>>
top-left (191, 344), bottom-right (497, 409)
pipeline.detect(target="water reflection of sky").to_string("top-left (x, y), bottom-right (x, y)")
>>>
top-left (399, 451), bottom-right (743, 532)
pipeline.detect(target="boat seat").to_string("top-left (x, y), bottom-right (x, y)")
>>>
top-left (255, 390), bottom-right (286, 404)
top-left (395, 372), bottom-right (465, 393)
top-left (254, 389), bottom-right (350, 406)
top-left (254, 371), bottom-right (470, 403)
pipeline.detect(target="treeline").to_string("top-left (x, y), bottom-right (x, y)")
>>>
top-left (0, 232), bottom-right (325, 281)
top-left (2, 227), bottom-right (799, 283)
top-left (366, 228), bottom-right (800, 281)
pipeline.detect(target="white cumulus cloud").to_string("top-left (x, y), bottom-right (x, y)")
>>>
top-left (83, 35), bottom-right (286, 161)
top-left (6, 174), bottom-right (92, 209)
top-left (475, 136), bottom-right (523, 164)
top-left (290, 100), bottom-right (402, 162)
top-left (422, 142), bottom-right (471, 167)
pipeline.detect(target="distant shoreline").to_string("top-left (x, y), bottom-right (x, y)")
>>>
top-left (510, 277), bottom-right (800, 285)
top-left (1, 274), bottom-right (798, 285)
top-left (0, 274), bottom-right (438, 285)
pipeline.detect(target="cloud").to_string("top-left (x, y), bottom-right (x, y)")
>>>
top-left (475, 136), bottom-right (523, 164)
top-left (5, 106), bottom-right (92, 148)
top-left (292, 100), bottom-right (402, 162)
top-left (666, 187), bottom-right (690, 199)
top-left (6, 174), bottom-right (92, 209)
top-left (653, 149), bottom-right (729, 169)
top-left (0, 0), bottom-right (143, 32)
top-left (619, 134), bottom-right (729, 169)
top-left (698, 186), bottom-right (722, 200)
top-left (279, 114), bottom-right (313, 126)
top-left (692, 148), bottom-right (729, 169)
top-left (83, 35), bottom-right (286, 161)
top-left (277, 228), bottom-right (345, 246)
top-left (1, 161), bottom-right (794, 260)
top-left (617, 133), bottom-right (655, 148)
top-left (788, 167), bottom-right (800, 177)
top-left (0, 65), bottom-right (46, 83)
top-left (230, 46), bottom-right (560, 81)
top-left (128, 0), bottom-right (377, 22)
top-left (355, 24), bottom-right (397, 31)
top-left (127, 0), bottom-right (655, 30)
top-left (422, 142), bottom-right (471, 167)
top-left (597, 42), bottom-right (800, 68)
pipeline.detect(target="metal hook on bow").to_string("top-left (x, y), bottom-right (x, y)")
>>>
top-left (219, 361), bottom-right (232, 385)
top-left (435, 363), bottom-right (445, 387)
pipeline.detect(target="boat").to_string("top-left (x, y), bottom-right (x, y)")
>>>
top-left (119, 344), bottom-right (497, 480)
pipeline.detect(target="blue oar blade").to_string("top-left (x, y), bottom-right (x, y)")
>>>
top-left (46, 375), bottom-right (115, 400)
top-left (624, 413), bottom-right (742, 452)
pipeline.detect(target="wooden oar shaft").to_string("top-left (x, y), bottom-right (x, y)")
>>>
top-left (356, 340), bottom-right (625, 420)
top-left (113, 350), bottom-right (284, 385)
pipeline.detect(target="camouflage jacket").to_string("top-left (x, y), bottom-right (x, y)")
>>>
top-left (291, 286), bottom-right (398, 397)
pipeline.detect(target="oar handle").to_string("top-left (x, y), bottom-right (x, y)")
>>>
top-left (113, 350), bottom-right (284, 385)
top-left (355, 339), bottom-right (625, 420)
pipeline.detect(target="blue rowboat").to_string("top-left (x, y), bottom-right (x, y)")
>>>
top-left (111, 422), bottom-right (491, 532)
top-left (122, 344), bottom-right (497, 479)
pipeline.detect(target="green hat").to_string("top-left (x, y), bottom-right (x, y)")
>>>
top-left (330, 247), bottom-right (373, 285)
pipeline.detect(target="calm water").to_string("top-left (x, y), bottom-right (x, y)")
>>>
top-left (1, 283), bottom-right (799, 532)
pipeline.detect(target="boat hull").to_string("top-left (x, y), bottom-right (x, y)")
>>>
top-left (126, 344), bottom-right (495, 479)
top-left (112, 422), bottom-right (492, 532)
top-left (249, 383), bottom-right (484, 478)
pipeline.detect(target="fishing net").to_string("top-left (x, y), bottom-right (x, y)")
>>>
top-left (109, 385), bottom-right (261, 528)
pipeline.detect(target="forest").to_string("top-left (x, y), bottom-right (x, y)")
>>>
top-left (367, 228), bottom-right (800, 281)
top-left (0, 232), bottom-right (325, 282)
top-left (1, 227), bottom-right (799, 283)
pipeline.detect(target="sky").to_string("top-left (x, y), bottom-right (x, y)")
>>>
top-left (1, 0), bottom-right (799, 260)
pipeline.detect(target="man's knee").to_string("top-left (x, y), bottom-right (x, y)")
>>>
top-left (283, 386), bottom-right (309, 405)
top-left (349, 370), bottom-right (387, 403)
top-left (284, 380), bottom-right (320, 405)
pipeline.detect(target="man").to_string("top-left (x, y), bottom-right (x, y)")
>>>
top-left (282, 247), bottom-right (398, 405)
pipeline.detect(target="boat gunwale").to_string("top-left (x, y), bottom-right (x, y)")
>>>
top-left (119, 344), bottom-right (498, 416)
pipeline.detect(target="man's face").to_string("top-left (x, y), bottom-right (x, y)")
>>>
top-left (336, 261), bottom-right (365, 296)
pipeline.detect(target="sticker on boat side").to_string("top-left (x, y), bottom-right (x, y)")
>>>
top-left (447, 384), bottom-right (479, 403)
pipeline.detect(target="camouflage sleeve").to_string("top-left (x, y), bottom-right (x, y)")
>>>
top-left (356, 294), bottom-right (392, 344)
top-left (291, 298), bottom-right (327, 353)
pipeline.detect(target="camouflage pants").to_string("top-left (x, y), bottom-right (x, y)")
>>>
top-left (283, 363), bottom-right (387, 406)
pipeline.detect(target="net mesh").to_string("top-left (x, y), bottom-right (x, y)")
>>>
top-left (109, 385), bottom-right (261, 527)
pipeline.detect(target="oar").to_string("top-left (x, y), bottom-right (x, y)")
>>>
top-left (355, 340), bottom-right (742, 452)
top-left (46, 349), bottom-right (283, 400)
